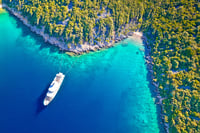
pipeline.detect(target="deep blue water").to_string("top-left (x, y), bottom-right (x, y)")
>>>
top-left (0, 11), bottom-right (160, 133)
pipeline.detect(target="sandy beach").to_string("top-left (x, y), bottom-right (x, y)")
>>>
top-left (0, 4), bottom-right (4, 13)
top-left (129, 32), bottom-right (144, 44)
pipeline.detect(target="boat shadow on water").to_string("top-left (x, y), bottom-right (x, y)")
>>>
top-left (35, 82), bottom-right (51, 115)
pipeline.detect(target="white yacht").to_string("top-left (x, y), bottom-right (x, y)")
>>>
top-left (43, 72), bottom-right (65, 106)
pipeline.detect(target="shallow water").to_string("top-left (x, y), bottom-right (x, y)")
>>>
top-left (0, 11), bottom-right (160, 133)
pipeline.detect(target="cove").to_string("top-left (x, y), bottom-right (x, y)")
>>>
top-left (0, 11), bottom-right (160, 133)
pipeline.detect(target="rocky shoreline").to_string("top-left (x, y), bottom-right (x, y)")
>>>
top-left (3, 4), bottom-right (168, 132)
top-left (144, 38), bottom-right (169, 133)
top-left (3, 4), bottom-right (142, 55)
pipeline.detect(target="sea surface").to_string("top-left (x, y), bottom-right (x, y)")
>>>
top-left (0, 11), bottom-right (160, 133)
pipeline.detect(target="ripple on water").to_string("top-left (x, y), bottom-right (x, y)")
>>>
top-left (0, 12), bottom-right (160, 133)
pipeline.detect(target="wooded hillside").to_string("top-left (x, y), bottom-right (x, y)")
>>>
top-left (3, 0), bottom-right (200, 132)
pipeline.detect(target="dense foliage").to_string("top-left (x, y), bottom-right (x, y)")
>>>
top-left (3, 0), bottom-right (145, 46)
top-left (3, 0), bottom-right (200, 132)
top-left (142, 1), bottom-right (200, 133)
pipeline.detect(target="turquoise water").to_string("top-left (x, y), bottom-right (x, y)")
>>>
top-left (0, 11), bottom-right (160, 133)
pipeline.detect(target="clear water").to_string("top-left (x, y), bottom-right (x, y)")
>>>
top-left (0, 11), bottom-right (160, 133)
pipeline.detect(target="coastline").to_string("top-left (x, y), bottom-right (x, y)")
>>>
top-left (2, 4), bottom-right (168, 132)
top-left (0, 9), bottom-right (4, 14)
top-left (130, 33), bottom-right (169, 133)
top-left (0, 4), bottom-right (4, 13)
top-left (3, 4), bottom-right (141, 55)
top-left (144, 37), bottom-right (169, 133)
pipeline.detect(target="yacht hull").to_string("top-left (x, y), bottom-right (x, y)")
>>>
top-left (43, 72), bottom-right (65, 106)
